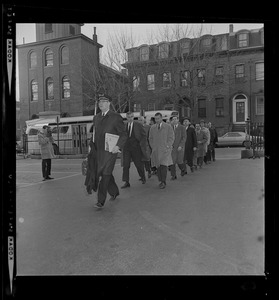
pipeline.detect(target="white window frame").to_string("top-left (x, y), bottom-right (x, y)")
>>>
top-left (235, 64), bottom-right (244, 78)
top-left (29, 51), bottom-right (37, 69)
top-left (238, 33), bottom-right (248, 48)
top-left (255, 62), bottom-right (264, 81)
top-left (147, 74), bottom-right (155, 90)
top-left (163, 72), bottom-right (171, 88)
top-left (158, 43), bottom-right (169, 59)
top-left (181, 70), bottom-right (190, 87)
top-left (133, 76), bottom-right (140, 91)
top-left (139, 46), bottom-right (149, 61)
top-left (255, 95), bottom-right (264, 115)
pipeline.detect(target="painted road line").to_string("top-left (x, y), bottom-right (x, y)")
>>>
top-left (17, 172), bottom-right (81, 189)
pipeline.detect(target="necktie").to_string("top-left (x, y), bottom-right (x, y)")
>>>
top-left (128, 123), bottom-right (132, 137)
top-left (158, 123), bottom-right (161, 130)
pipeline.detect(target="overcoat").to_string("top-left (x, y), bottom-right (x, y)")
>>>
top-left (142, 124), bottom-right (151, 161)
top-left (124, 121), bottom-right (149, 161)
top-left (149, 122), bottom-right (174, 168)
top-left (84, 137), bottom-right (99, 192)
top-left (196, 129), bottom-right (208, 158)
top-left (38, 132), bottom-right (55, 159)
top-left (171, 124), bottom-right (186, 165)
top-left (202, 127), bottom-right (210, 152)
top-left (93, 110), bottom-right (127, 176)
top-left (184, 126), bottom-right (197, 163)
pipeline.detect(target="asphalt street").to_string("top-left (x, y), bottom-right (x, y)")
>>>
top-left (16, 147), bottom-right (264, 275)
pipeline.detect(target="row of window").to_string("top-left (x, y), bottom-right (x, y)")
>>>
top-left (136, 31), bottom-right (263, 62)
top-left (132, 95), bottom-right (264, 117)
top-left (197, 95), bottom-right (264, 118)
top-left (29, 46), bottom-right (69, 69)
top-left (133, 62), bottom-right (264, 91)
top-left (30, 76), bottom-right (70, 101)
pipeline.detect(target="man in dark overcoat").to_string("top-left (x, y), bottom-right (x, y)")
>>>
top-left (169, 116), bottom-right (186, 179)
top-left (121, 112), bottom-right (147, 188)
top-left (92, 94), bottom-right (127, 209)
top-left (183, 118), bottom-right (197, 173)
top-left (138, 116), bottom-right (152, 178)
top-left (208, 122), bottom-right (218, 161)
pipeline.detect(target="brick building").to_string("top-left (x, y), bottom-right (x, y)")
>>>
top-left (122, 25), bottom-right (264, 135)
top-left (17, 23), bottom-right (128, 129)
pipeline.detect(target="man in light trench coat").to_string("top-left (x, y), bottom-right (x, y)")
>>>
top-left (149, 112), bottom-right (174, 189)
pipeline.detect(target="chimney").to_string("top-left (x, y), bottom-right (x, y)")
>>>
top-left (93, 27), bottom-right (97, 43)
top-left (229, 24), bottom-right (234, 33)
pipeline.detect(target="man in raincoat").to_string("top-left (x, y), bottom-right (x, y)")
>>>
top-left (149, 112), bottom-right (174, 189)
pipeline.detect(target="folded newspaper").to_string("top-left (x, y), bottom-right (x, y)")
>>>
top-left (105, 133), bottom-right (120, 152)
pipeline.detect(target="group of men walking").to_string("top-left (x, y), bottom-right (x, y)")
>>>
top-left (82, 94), bottom-right (218, 210)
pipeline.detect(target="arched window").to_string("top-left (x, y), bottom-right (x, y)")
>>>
top-left (46, 77), bottom-right (54, 100)
top-left (29, 51), bottom-right (37, 68)
top-left (45, 48), bottom-right (53, 66)
top-left (31, 80), bottom-right (38, 101)
top-left (61, 46), bottom-right (69, 64)
top-left (62, 76), bottom-right (70, 99)
top-left (158, 42), bottom-right (169, 59)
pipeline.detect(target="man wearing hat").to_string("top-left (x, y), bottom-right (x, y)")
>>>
top-left (92, 94), bottom-right (127, 209)
top-left (38, 125), bottom-right (55, 181)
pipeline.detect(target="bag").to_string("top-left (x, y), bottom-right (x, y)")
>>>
top-left (81, 158), bottom-right (88, 176)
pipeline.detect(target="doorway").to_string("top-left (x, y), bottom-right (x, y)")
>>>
top-left (232, 94), bottom-right (248, 124)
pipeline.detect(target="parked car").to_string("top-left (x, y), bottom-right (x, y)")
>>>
top-left (216, 132), bottom-right (251, 147)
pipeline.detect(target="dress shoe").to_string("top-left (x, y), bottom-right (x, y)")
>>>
top-left (109, 193), bottom-right (119, 201)
top-left (94, 202), bottom-right (104, 209)
top-left (181, 170), bottom-right (187, 176)
top-left (141, 178), bottom-right (146, 184)
top-left (159, 182), bottom-right (166, 189)
top-left (121, 182), bottom-right (130, 189)
top-left (170, 176), bottom-right (177, 180)
top-left (46, 176), bottom-right (54, 180)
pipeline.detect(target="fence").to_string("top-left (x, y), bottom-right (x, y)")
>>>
top-left (23, 132), bottom-right (92, 156)
top-left (246, 122), bottom-right (264, 159)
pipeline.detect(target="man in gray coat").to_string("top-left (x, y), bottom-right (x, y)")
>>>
top-left (149, 112), bottom-right (174, 189)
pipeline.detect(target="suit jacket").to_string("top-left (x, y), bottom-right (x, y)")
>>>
top-left (171, 124), bottom-right (186, 164)
top-left (149, 122), bottom-right (174, 167)
top-left (184, 126), bottom-right (197, 161)
top-left (124, 121), bottom-right (148, 160)
top-left (93, 110), bottom-right (127, 176)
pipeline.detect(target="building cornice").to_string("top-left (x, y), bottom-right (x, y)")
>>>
top-left (17, 33), bottom-right (103, 49)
